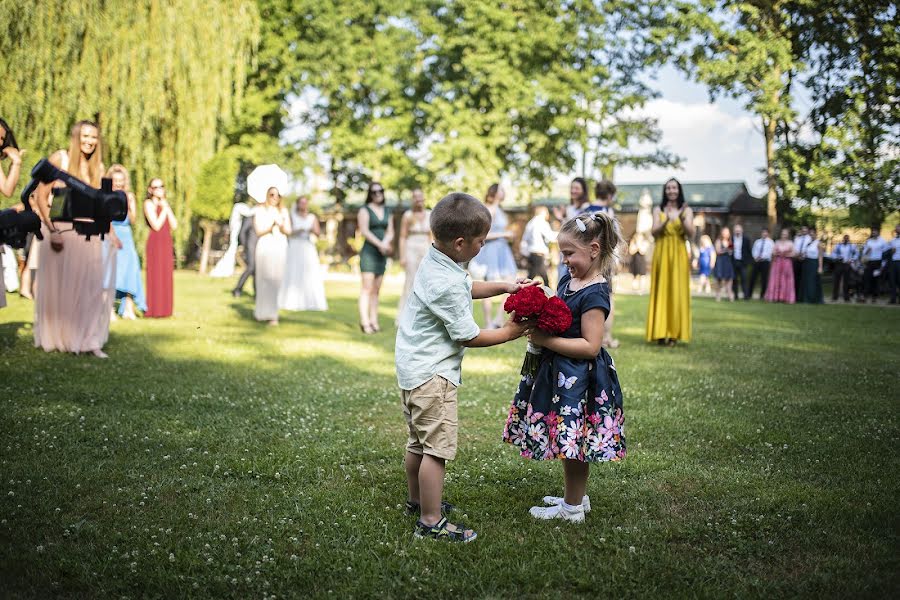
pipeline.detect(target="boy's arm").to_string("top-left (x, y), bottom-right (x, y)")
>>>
top-left (471, 278), bottom-right (537, 300)
top-left (461, 315), bottom-right (529, 348)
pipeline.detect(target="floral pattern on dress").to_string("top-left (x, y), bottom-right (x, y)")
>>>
top-left (502, 278), bottom-right (625, 463)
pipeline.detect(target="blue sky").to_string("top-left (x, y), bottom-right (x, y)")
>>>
top-left (614, 65), bottom-right (768, 196)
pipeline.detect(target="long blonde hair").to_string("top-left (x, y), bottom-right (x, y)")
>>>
top-left (560, 211), bottom-right (623, 280)
top-left (67, 120), bottom-right (103, 187)
top-left (105, 164), bottom-right (132, 191)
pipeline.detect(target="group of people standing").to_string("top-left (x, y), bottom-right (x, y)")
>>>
top-left (0, 118), bottom-right (176, 357)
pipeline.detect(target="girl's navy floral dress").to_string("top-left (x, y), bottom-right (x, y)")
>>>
top-left (502, 274), bottom-right (625, 462)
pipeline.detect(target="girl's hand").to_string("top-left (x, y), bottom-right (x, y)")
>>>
top-left (528, 329), bottom-right (550, 347)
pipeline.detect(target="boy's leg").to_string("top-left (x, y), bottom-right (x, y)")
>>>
top-left (418, 454), bottom-right (446, 526)
top-left (405, 451), bottom-right (422, 504)
top-left (563, 459), bottom-right (589, 506)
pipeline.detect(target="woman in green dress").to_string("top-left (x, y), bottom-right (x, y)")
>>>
top-left (357, 181), bottom-right (394, 333)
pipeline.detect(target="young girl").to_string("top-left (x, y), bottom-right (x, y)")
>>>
top-left (502, 211), bottom-right (625, 523)
top-left (696, 234), bottom-right (714, 294)
top-left (714, 227), bottom-right (735, 302)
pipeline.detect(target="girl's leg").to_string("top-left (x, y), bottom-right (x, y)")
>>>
top-left (563, 459), bottom-right (589, 506)
top-left (123, 296), bottom-right (137, 319)
top-left (370, 275), bottom-right (384, 330)
top-left (715, 278), bottom-right (722, 301)
top-left (726, 279), bottom-right (734, 301)
top-left (359, 273), bottom-right (374, 330)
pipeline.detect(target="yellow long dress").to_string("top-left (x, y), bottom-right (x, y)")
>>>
top-left (646, 214), bottom-right (692, 342)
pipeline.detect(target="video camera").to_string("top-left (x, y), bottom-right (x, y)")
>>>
top-left (14, 158), bottom-right (127, 242)
top-left (0, 207), bottom-right (41, 248)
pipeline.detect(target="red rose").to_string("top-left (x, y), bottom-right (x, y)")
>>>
top-left (536, 296), bottom-right (572, 333)
top-left (503, 286), bottom-right (548, 322)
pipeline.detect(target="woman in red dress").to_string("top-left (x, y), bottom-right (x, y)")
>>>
top-left (144, 177), bottom-right (177, 317)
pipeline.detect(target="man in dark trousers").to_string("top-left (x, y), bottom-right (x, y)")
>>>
top-left (731, 224), bottom-right (752, 299)
top-left (232, 210), bottom-right (258, 297)
top-left (830, 234), bottom-right (857, 302)
top-left (748, 227), bottom-right (774, 299)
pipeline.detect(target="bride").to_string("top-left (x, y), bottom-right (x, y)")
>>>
top-left (278, 195), bottom-right (327, 311)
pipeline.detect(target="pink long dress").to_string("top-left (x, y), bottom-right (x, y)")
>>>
top-left (765, 239), bottom-right (795, 304)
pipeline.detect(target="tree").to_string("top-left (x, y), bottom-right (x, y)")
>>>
top-left (193, 152), bottom-right (241, 274)
top-left (0, 0), bottom-right (258, 262)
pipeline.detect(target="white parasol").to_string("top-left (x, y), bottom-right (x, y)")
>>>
top-left (246, 164), bottom-right (288, 204)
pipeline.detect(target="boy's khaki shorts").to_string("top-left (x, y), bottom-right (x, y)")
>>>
top-left (401, 375), bottom-right (458, 460)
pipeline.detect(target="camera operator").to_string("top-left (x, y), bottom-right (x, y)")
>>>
top-left (31, 120), bottom-right (117, 357)
top-left (1, 117), bottom-right (25, 309)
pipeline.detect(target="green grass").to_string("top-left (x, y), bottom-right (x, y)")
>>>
top-left (1, 273), bottom-right (898, 599)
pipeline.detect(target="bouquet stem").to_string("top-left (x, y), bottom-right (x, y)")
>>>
top-left (520, 341), bottom-right (543, 377)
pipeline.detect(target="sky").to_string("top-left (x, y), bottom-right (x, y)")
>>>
top-left (614, 65), bottom-right (767, 196)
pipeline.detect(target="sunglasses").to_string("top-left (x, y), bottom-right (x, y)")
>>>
top-left (371, 188), bottom-right (384, 194)
top-left (151, 184), bottom-right (165, 189)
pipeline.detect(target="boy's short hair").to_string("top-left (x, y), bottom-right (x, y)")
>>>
top-left (594, 179), bottom-right (617, 200)
top-left (430, 192), bottom-right (491, 242)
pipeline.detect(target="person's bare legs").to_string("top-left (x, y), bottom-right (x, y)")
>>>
top-left (359, 273), bottom-right (374, 331)
top-left (405, 451), bottom-right (422, 504)
top-left (369, 274), bottom-right (384, 331)
top-left (418, 454), bottom-right (446, 526)
top-left (563, 459), bottom-right (589, 506)
top-left (122, 296), bottom-right (137, 320)
top-left (481, 297), bottom-right (493, 328)
top-left (19, 268), bottom-right (33, 299)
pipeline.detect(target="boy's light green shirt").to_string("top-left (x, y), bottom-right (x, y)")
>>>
top-left (395, 245), bottom-right (481, 390)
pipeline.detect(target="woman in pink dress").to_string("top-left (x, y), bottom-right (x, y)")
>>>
top-left (32, 120), bottom-right (117, 357)
top-left (765, 228), bottom-right (796, 304)
top-left (144, 178), bottom-right (177, 317)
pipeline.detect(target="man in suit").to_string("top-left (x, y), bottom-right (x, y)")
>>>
top-left (732, 224), bottom-right (752, 299)
top-left (748, 227), bottom-right (774, 299)
top-left (232, 210), bottom-right (258, 297)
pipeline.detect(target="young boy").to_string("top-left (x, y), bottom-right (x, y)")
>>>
top-left (395, 192), bottom-right (533, 543)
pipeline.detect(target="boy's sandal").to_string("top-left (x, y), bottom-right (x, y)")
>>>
top-left (405, 499), bottom-right (455, 515)
top-left (414, 517), bottom-right (477, 543)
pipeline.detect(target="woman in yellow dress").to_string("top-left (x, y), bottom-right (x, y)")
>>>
top-left (646, 178), bottom-right (694, 346)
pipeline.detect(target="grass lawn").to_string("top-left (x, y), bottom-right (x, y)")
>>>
top-left (1, 272), bottom-right (898, 598)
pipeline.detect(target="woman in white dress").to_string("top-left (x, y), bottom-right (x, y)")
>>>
top-left (279, 195), bottom-right (327, 311)
top-left (32, 120), bottom-right (117, 357)
top-left (253, 187), bottom-right (291, 324)
top-left (397, 188), bottom-right (431, 317)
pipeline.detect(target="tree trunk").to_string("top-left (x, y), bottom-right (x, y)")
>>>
top-left (199, 219), bottom-right (214, 275)
top-left (764, 116), bottom-right (778, 231)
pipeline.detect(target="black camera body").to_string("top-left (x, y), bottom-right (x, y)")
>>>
top-left (0, 207), bottom-right (41, 248)
top-left (18, 158), bottom-right (127, 241)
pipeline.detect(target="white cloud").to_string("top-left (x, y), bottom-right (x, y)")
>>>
top-left (614, 98), bottom-right (767, 197)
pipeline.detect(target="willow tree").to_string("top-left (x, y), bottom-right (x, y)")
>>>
top-left (0, 0), bottom-right (258, 263)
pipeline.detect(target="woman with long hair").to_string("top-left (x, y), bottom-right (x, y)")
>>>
top-left (555, 177), bottom-right (591, 283)
top-left (397, 188), bottom-right (431, 317)
top-left (0, 118), bottom-right (24, 308)
top-left (357, 181), bottom-right (393, 334)
top-left (32, 120), bottom-right (117, 357)
top-left (798, 227), bottom-right (824, 304)
top-left (144, 177), bottom-right (177, 318)
top-left (713, 227), bottom-right (735, 302)
top-left (254, 186), bottom-right (291, 324)
top-left (106, 165), bottom-right (146, 319)
top-left (646, 178), bottom-right (693, 346)
top-left (765, 228), bottom-right (796, 304)
top-left (468, 183), bottom-right (517, 328)
top-left (279, 195), bottom-right (326, 312)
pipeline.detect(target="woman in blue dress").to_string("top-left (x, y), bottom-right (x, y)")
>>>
top-left (469, 184), bottom-right (517, 328)
top-left (106, 165), bottom-right (146, 319)
top-left (697, 234), bottom-right (714, 294)
top-left (503, 212), bottom-right (625, 523)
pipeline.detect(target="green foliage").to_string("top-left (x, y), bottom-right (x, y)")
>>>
top-left (193, 152), bottom-right (240, 221)
top-left (0, 0), bottom-right (259, 263)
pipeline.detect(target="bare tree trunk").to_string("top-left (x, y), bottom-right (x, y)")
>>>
top-left (199, 219), bottom-right (214, 275)
top-left (764, 116), bottom-right (778, 231)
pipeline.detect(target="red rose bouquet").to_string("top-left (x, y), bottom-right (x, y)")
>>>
top-left (504, 286), bottom-right (572, 377)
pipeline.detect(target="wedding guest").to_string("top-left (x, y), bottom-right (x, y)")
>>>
top-left (748, 227), bottom-right (774, 299)
top-left (589, 179), bottom-right (620, 348)
top-left (279, 195), bottom-right (327, 312)
top-left (860, 228), bottom-right (888, 303)
top-left (554, 177), bottom-right (591, 281)
top-left (889, 225), bottom-right (900, 304)
top-left (628, 232), bottom-right (649, 293)
top-left (646, 178), bottom-right (693, 346)
top-left (468, 183), bottom-right (517, 328)
top-left (106, 165), bottom-right (146, 319)
top-left (232, 208), bottom-right (258, 298)
top-left (714, 227), bottom-right (735, 302)
top-left (695, 234), bottom-right (714, 294)
top-left (32, 120), bottom-right (116, 357)
top-left (398, 188), bottom-right (431, 316)
top-left (144, 177), bottom-right (177, 318)
top-left (830, 234), bottom-right (858, 303)
top-left (519, 205), bottom-right (555, 285)
top-left (731, 224), bottom-right (751, 299)
top-left (0, 118), bottom-right (22, 309)
top-left (254, 187), bottom-right (291, 324)
top-left (765, 228), bottom-right (796, 304)
top-left (798, 227), bottom-right (824, 303)
top-left (357, 181), bottom-right (393, 333)
top-left (792, 226), bottom-right (811, 299)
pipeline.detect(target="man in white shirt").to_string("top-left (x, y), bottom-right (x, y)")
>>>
top-left (889, 224), bottom-right (900, 304)
top-left (861, 228), bottom-right (889, 303)
top-left (792, 225), bottom-right (811, 299)
top-left (519, 205), bottom-right (556, 286)
top-left (831, 234), bottom-right (858, 302)
top-left (748, 227), bottom-right (774, 299)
